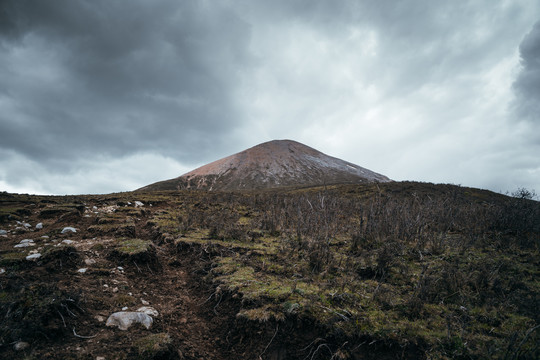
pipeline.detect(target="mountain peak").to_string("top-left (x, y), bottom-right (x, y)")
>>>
top-left (140, 140), bottom-right (390, 191)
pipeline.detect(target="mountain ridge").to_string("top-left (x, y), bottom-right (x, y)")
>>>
top-left (140, 139), bottom-right (391, 191)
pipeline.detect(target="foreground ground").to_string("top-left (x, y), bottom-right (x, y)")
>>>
top-left (0, 182), bottom-right (538, 359)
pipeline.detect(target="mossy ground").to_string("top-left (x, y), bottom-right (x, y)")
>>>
top-left (0, 183), bottom-right (538, 359)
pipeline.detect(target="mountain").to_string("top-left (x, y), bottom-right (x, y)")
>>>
top-left (140, 139), bottom-right (391, 191)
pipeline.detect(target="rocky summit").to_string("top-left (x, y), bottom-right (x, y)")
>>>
top-left (140, 140), bottom-right (391, 191)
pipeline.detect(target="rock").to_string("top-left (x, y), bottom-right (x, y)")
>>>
top-left (141, 299), bottom-right (150, 305)
top-left (85, 258), bottom-right (96, 266)
top-left (14, 239), bottom-right (35, 248)
top-left (105, 312), bottom-right (153, 330)
top-left (122, 306), bottom-right (128, 311)
top-left (62, 239), bottom-right (75, 245)
top-left (96, 357), bottom-right (106, 360)
top-left (0, 229), bottom-right (7, 235)
top-left (14, 341), bottom-right (30, 351)
top-left (95, 315), bottom-right (106, 322)
top-left (61, 227), bottom-right (77, 234)
top-left (35, 223), bottom-right (43, 229)
top-left (78, 268), bottom-right (88, 273)
top-left (137, 306), bottom-right (159, 317)
top-left (26, 253), bottom-right (42, 261)
top-left (0, 268), bottom-right (5, 275)
top-left (41, 235), bottom-right (49, 239)
top-left (134, 201), bottom-right (144, 207)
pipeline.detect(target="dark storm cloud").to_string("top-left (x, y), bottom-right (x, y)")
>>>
top-left (0, 0), bottom-right (253, 165)
top-left (513, 20), bottom-right (540, 124)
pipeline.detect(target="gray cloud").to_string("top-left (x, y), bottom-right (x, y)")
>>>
top-left (1, 0), bottom-right (539, 194)
top-left (0, 0), bottom-right (253, 165)
top-left (514, 20), bottom-right (540, 124)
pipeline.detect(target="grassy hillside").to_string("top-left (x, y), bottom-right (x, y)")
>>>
top-left (0, 182), bottom-right (538, 359)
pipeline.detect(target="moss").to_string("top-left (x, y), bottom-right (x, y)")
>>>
top-left (134, 333), bottom-right (173, 359)
top-left (116, 239), bottom-right (151, 256)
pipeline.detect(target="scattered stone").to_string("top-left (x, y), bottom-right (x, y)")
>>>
top-left (112, 287), bottom-right (119, 293)
top-left (35, 222), bottom-right (43, 229)
top-left (14, 239), bottom-right (35, 248)
top-left (117, 266), bottom-right (124, 271)
top-left (78, 268), bottom-right (88, 273)
top-left (61, 227), bottom-right (77, 234)
top-left (141, 299), bottom-right (150, 305)
top-left (85, 258), bottom-right (97, 266)
top-left (62, 239), bottom-right (75, 245)
top-left (134, 201), bottom-right (144, 207)
top-left (105, 312), bottom-right (153, 330)
top-left (0, 229), bottom-right (7, 235)
top-left (137, 306), bottom-right (159, 317)
top-left (41, 235), bottom-right (49, 239)
top-left (26, 253), bottom-right (42, 261)
top-left (122, 306), bottom-right (128, 311)
top-left (95, 315), bottom-right (106, 322)
top-left (14, 341), bottom-right (30, 351)
top-left (96, 357), bottom-right (106, 360)
top-left (0, 268), bottom-right (5, 275)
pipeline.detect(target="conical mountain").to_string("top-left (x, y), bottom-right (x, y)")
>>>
top-left (140, 140), bottom-right (391, 191)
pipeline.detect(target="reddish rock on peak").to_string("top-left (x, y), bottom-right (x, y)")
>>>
top-left (139, 140), bottom-right (391, 191)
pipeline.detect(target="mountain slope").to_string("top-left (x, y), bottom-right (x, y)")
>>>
top-left (140, 139), bottom-right (391, 191)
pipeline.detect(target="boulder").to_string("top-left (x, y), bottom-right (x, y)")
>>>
top-left (105, 311), bottom-right (153, 331)
top-left (61, 227), bottom-right (77, 234)
top-left (14, 239), bottom-right (35, 248)
top-left (26, 253), bottom-right (42, 261)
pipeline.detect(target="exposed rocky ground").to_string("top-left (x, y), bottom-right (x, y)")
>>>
top-left (0, 182), bottom-right (539, 359)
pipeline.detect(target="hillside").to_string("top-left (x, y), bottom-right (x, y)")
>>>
top-left (0, 182), bottom-right (539, 359)
top-left (140, 140), bottom-right (390, 191)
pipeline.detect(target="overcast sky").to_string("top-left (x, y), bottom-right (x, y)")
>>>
top-left (1, 0), bottom-right (539, 195)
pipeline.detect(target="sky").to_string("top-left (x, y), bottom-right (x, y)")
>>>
top-left (1, 0), bottom-right (539, 195)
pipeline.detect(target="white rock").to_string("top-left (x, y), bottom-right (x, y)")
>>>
top-left (105, 312), bottom-right (153, 330)
top-left (134, 201), bottom-right (144, 207)
top-left (35, 223), bottom-right (43, 229)
top-left (0, 230), bottom-right (7, 235)
top-left (141, 299), bottom-right (150, 305)
top-left (61, 227), bottom-right (77, 234)
top-left (137, 306), bottom-right (159, 317)
top-left (26, 253), bottom-right (42, 261)
top-left (22, 222), bottom-right (31, 228)
top-left (41, 235), bottom-right (49, 239)
top-left (14, 239), bottom-right (35, 248)
top-left (117, 266), bottom-right (124, 271)
top-left (14, 341), bottom-right (30, 351)
top-left (0, 268), bottom-right (5, 275)
top-left (85, 258), bottom-right (97, 266)
top-left (78, 268), bottom-right (88, 273)
top-left (62, 239), bottom-right (75, 245)
top-left (96, 357), bottom-right (106, 360)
